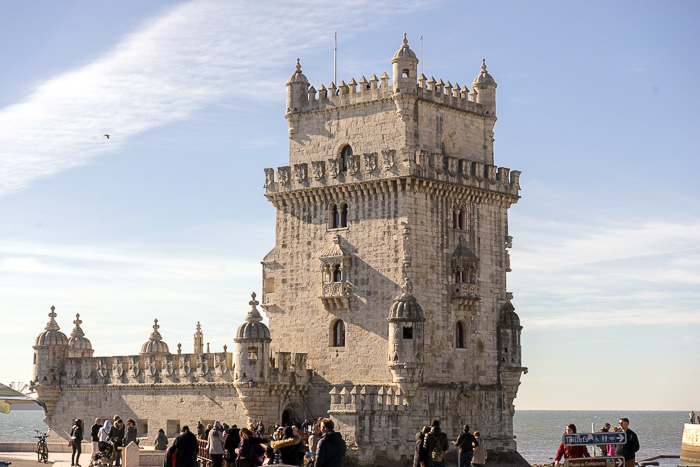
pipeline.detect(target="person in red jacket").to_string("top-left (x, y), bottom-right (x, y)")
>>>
top-left (555, 424), bottom-right (590, 466)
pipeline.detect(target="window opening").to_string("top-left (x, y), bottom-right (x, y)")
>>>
top-left (456, 322), bottom-right (465, 349)
top-left (333, 320), bottom-right (345, 347)
top-left (247, 347), bottom-right (258, 360)
top-left (330, 203), bottom-right (338, 228)
top-left (332, 264), bottom-right (342, 283)
top-left (403, 326), bottom-right (413, 339)
top-left (341, 146), bottom-right (352, 172)
top-left (339, 203), bottom-right (348, 228)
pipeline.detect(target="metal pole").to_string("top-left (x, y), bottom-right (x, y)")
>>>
top-left (334, 32), bottom-right (337, 86)
top-left (420, 35), bottom-right (424, 75)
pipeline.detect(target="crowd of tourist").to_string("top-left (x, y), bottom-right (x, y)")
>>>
top-left (413, 419), bottom-right (484, 467)
top-left (554, 418), bottom-right (640, 467)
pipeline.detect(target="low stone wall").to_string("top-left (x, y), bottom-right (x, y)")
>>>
top-left (682, 423), bottom-right (700, 466)
top-left (0, 443), bottom-right (72, 453)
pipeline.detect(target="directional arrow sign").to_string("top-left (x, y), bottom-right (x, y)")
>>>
top-left (565, 457), bottom-right (625, 467)
top-left (563, 432), bottom-right (627, 446)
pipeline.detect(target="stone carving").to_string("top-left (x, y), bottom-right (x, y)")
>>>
top-left (147, 356), bottom-right (157, 378)
top-left (447, 156), bottom-right (458, 176)
top-left (66, 359), bottom-right (77, 381)
top-left (163, 355), bottom-right (174, 377)
top-left (81, 358), bottom-right (92, 379)
top-left (347, 154), bottom-right (360, 175)
top-left (179, 356), bottom-right (191, 377)
top-left (382, 150), bottom-right (395, 170)
top-left (96, 357), bottom-right (108, 379)
top-left (402, 223), bottom-right (411, 269)
top-left (327, 158), bottom-right (340, 178)
top-left (311, 161), bottom-right (325, 180)
top-left (364, 153), bottom-right (377, 173)
top-left (277, 166), bottom-right (290, 185)
top-left (215, 353), bottom-right (228, 376)
top-left (264, 168), bottom-right (274, 188)
top-left (113, 360), bottom-right (124, 379)
top-left (294, 163), bottom-right (307, 183)
top-left (433, 153), bottom-right (444, 174)
top-left (129, 356), bottom-right (140, 378)
top-left (197, 354), bottom-right (209, 377)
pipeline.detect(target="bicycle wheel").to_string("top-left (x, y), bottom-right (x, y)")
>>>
top-left (40, 443), bottom-right (49, 463)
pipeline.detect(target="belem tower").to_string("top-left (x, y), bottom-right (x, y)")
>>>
top-left (31, 35), bottom-right (528, 466)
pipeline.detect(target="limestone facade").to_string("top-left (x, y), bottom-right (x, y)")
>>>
top-left (31, 35), bottom-right (527, 466)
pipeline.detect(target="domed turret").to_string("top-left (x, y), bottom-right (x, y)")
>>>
top-left (140, 319), bottom-right (170, 355)
top-left (391, 33), bottom-right (418, 94)
top-left (387, 279), bottom-right (425, 398)
top-left (285, 58), bottom-right (309, 118)
top-left (497, 299), bottom-right (522, 367)
top-left (67, 313), bottom-right (93, 358)
top-left (472, 59), bottom-right (497, 115)
top-left (33, 306), bottom-right (69, 385)
top-left (234, 293), bottom-right (271, 383)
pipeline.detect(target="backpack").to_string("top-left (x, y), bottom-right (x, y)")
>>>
top-left (430, 433), bottom-right (444, 462)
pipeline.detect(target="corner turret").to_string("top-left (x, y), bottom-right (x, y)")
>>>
top-left (391, 33), bottom-right (418, 94)
top-left (472, 58), bottom-right (497, 115)
top-left (140, 319), bottom-right (170, 355)
top-left (233, 292), bottom-right (271, 383)
top-left (285, 59), bottom-right (309, 137)
top-left (67, 314), bottom-right (93, 359)
top-left (387, 278), bottom-right (425, 400)
top-left (32, 306), bottom-right (68, 386)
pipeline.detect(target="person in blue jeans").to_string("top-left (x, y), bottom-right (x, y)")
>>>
top-left (453, 425), bottom-right (478, 467)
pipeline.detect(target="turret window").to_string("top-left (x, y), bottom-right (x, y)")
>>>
top-left (247, 347), bottom-right (258, 360)
top-left (455, 321), bottom-right (465, 349)
top-left (452, 204), bottom-right (466, 230)
top-left (403, 326), bottom-right (413, 339)
top-left (332, 320), bottom-right (345, 347)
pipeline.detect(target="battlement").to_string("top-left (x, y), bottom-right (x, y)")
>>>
top-left (329, 384), bottom-right (410, 413)
top-left (264, 149), bottom-right (520, 205)
top-left (48, 349), bottom-right (308, 387)
top-left (291, 72), bottom-right (489, 117)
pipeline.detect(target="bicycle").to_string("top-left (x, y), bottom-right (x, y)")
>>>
top-left (35, 430), bottom-right (49, 464)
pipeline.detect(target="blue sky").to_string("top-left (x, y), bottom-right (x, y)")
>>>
top-left (1, 0), bottom-right (698, 410)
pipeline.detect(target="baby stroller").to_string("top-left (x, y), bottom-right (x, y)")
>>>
top-left (90, 441), bottom-right (115, 467)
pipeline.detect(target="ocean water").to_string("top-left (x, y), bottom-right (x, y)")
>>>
top-left (0, 409), bottom-right (689, 465)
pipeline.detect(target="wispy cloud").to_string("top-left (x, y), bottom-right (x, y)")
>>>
top-left (511, 218), bottom-right (700, 330)
top-left (0, 0), bottom-right (431, 197)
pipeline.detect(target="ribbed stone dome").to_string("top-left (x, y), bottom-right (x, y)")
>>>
top-left (388, 279), bottom-right (425, 322)
top-left (499, 301), bottom-right (521, 328)
top-left (68, 313), bottom-right (92, 351)
top-left (473, 59), bottom-right (496, 86)
top-left (34, 306), bottom-right (68, 347)
top-left (235, 293), bottom-right (271, 341)
top-left (286, 58), bottom-right (308, 84)
top-left (140, 319), bottom-right (170, 355)
top-left (392, 33), bottom-right (418, 61)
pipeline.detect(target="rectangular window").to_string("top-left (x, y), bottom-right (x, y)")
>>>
top-left (403, 326), bottom-right (413, 339)
top-left (248, 347), bottom-right (258, 360)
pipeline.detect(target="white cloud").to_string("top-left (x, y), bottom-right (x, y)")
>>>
top-left (0, 0), bottom-right (431, 197)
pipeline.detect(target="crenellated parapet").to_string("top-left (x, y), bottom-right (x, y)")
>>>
top-left (328, 384), bottom-right (409, 414)
top-left (264, 149), bottom-right (520, 207)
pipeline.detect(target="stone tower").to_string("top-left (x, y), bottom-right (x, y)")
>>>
top-left (262, 35), bottom-right (527, 464)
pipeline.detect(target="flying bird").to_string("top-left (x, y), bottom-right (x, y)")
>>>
top-left (103, 134), bottom-right (110, 139)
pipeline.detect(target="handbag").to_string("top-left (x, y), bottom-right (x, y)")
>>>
top-left (68, 439), bottom-right (73, 447)
top-left (205, 442), bottom-right (211, 454)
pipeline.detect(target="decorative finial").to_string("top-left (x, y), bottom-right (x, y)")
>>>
top-left (481, 58), bottom-right (487, 72)
top-left (196, 321), bottom-right (201, 332)
top-left (153, 319), bottom-right (160, 332)
top-left (295, 58), bottom-right (301, 73)
top-left (177, 343), bottom-right (182, 354)
top-left (249, 292), bottom-right (259, 309)
top-left (148, 318), bottom-right (163, 341)
top-left (402, 32), bottom-right (408, 47)
top-left (402, 277), bottom-right (413, 294)
top-left (73, 314), bottom-right (82, 327)
top-left (223, 344), bottom-right (228, 353)
top-left (206, 342), bottom-right (210, 353)
top-left (71, 313), bottom-right (85, 338)
top-left (45, 305), bottom-right (60, 331)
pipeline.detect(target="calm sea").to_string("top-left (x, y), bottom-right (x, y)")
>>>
top-left (0, 409), bottom-right (688, 465)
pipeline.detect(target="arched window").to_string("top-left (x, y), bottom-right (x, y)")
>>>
top-left (332, 264), bottom-right (342, 283)
top-left (341, 145), bottom-right (352, 172)
top-left (455, 322), bottom-right (465, 349)
top-left (332, 320), bottom-right (345, 347)
top-left (458, 207), bottom-right (464, 230)
top-left (329, 203), bottom-right (338, 229)
top-left (339, 202), bottom-right (348, 228)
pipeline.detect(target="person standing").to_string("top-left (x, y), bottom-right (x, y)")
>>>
top-left (690, 411), bottom-right (696, 424)
top-left (414, 426), bottom-right (430, 467)
top-left (597, 423), bottom-right (611, 457)
top-left (224, 425), bottom-right (240, 467)
top-left (315, 418), bottom-right (346, 467)
top-left (616, 417), bottom-right (640, 467)
top-left (172, 426), bottom-right (199, 467)
top-left (471, 431), bottom-right (486, 467)
top-left (207, 421), bottom-right (226, 467)
top-left (90, 418), bottom-right (102, 458)
top-left (108, 418), bottom-right (125, 467)
top-left (197, 421), bottom-right (205, 439)
top-left (607, 426), bottom-right (621, 456)
top-left (236, 428), bottom-right (261, 467)
top-left (555, 424), bottom-right (590, 467)
top-left (453, 425), bottom-right (478, 467)
top-left (124, 419), bottom-right (138, 447)
top-left (422, 419), bottom-right (449, 467)
top-left (70, 418), bottom-right (84, 467)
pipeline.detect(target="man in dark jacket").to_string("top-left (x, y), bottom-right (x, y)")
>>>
top-left (616, 418), bottom-right (640, 467)
top-left (423, 420), bottom-right (449, 467)
top-left (90, 418), bottom-right (102, 458)
top-left (172, 426), bottom-right (199, 467)
top-left (315, 418), bottom-right (346, 467)
top-left (453, 424), bottom-right (478, 467)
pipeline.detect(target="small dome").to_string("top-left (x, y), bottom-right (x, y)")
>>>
top-left (235, 293), bottom-right (271, 341)
top-left (473, 59), bottom-right (496, 86)
top-left (286, 58), bottom-right (308, 84)
top-left (140, 319), bottom-right (170, 355)
top-left (392, 33), bottom-right (418, 62)
top-left (34, 306), bottom-right (68, 347)
top-left (68, 314), bottom-right (92, 351)
top-left (499, 301), bottom-right (521, 328)
top-left (388, 279), bottom-right (425, 322)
